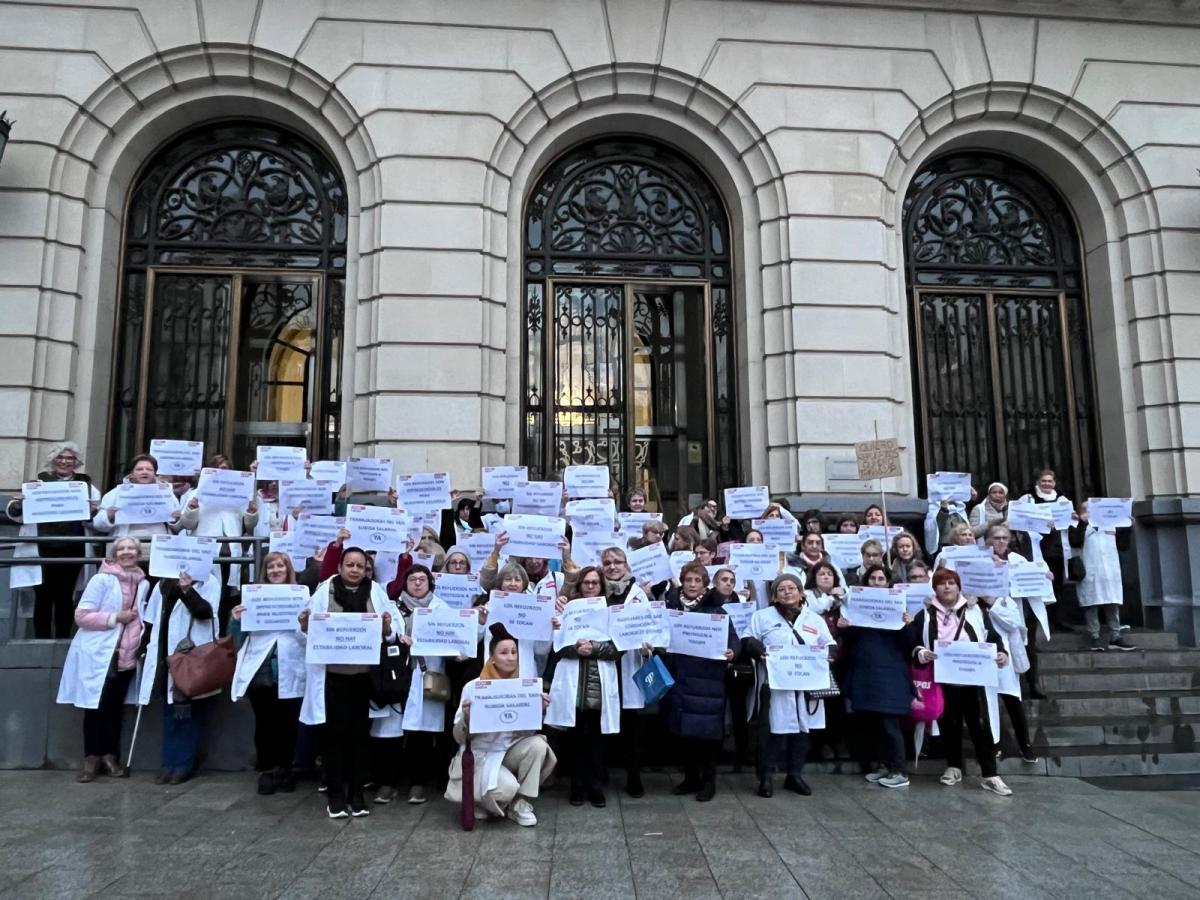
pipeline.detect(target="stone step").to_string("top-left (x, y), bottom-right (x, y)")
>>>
top-left (1039, 648), bottom-right (1200, 670)
top-left (997, 746), bottom-right (1200, 778)
top-left (1027, 693), bottom-right (1200, 718)
top-left (1038, 669), bottom-right (1198, 694)
top-left (1032, 719), bottom-right (1200, 748)
top-left (1034, 629), bottom-right (1181, 651)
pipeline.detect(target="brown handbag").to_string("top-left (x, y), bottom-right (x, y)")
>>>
top-left (167, 615), bottom-right (236, 700)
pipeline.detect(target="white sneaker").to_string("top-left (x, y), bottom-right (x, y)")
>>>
top-left (880, 773), bottom-right (910, 789)
top-left (506, 797), bottom-right (537, 827)
top-left (940, 767), bottom-right (963, 786)
top-left (407, 786), bottom-right (427, 805)
top-left (864, 768), bottom-right (887, 784)
top-left (981, 776), bottom-right (1013, 796)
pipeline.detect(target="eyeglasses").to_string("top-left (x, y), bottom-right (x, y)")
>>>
top-left (580, 579), bottom-right (602, 587)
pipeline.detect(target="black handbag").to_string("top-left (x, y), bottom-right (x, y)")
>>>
top-left (369, 640), bottom-right (412, 708)
top-left (1067, 556), bottom-right (1086, 582)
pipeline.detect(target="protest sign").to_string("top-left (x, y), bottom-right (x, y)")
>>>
top-left (345, 504), bottom-right (410, 553)
top-left (488, 590), bottom-right (554, 642)
top-left (481, 465), bottom-right (528, 498)
top-left (512, 481), bottom-right (563, 517)
top-left (409, 606), bottom-right (479, 657)
top-left (955, 558), bottom-right (1010, 597)
top-left (1088, 498), bottom-right (1133, 529)
top-left (395, 472), bottom-right (452, 513)
top-left (21, 480), bottom-right (91, 524)
top-left (767, 644), bottom-right (832, 691)
top-left (278, 479), bottom-right (335, 515)
top-left (926, 471), bottom-right (972, 503)
top-left (824, 533), bottom-right (866, 570)
top-left (148, 534), bottom-right (216, 581)
top-left (844, 585), bottom-right (907, 630)
top-left (309, 460), bottom-right (347, 488)
top-left (345, 457), bottom-right (392, 493)
top-left (196, 468), bottom-right (254, 510)
top-left (553, 598), bottom-right (610, 651)
top-left (1006, 502), bottom-right (1053, 535)
top-left (240, 584), bottom-right (310, 631)
top-left (256, 445), bottom-right (306, 481)
top-left (934, 641), bottom-right (999, 687)
top-left (269, 530), bottom-right (307, 569)
top-left (294, 514), bottom-right (345, 555)
top-left (667, 609), bottom-right (730, 660)
top-left (306, 613), bottom-right (381, 665)
top-left (723, 486), bottom-right (770, 519)
top-left (855, 438), bottom-right (901, 480)
top-left (751, 517), bottom-right (798, 549)
top-left (564, 465), bottom-right (609, 499)
top-left (722, 600), bottom-right (756, 638)
top-left (500, 514), bottom-right (566, 559)
top-left (1008, 560), bottom-right (1053, 598)
top-left (149, 439), bottom-right (203, 476)
top-left (608, 601), bottom-right (669, 651)
top-left (469, 678), bottom-right (543, 734)
top-left (434, 573), bottom-right (482, 610)
top-left (728, 543), bottom-right (783, 581)
top-left (114, 481), bottom-right (179, 526)
top-left (627, 542), bottom-right (674, 585)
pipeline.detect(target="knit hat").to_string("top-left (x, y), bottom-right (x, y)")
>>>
top-left (488, 622), bottom-right (518, 652)
top-left (987, 482), bottom-right (1008, 495)
top-left (770, 572), bottom-right (805, 599)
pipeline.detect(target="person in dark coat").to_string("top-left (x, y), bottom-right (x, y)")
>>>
top-left (834, 564), bottom-right (918, 789)
top-left (660, 562), bottom-right (739, 801)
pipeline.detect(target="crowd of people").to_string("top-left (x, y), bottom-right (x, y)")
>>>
top-left (11, 441), bottom-right (1135, 825)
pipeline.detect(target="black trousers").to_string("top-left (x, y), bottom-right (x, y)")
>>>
top-left (1023, 605), bottom-right (1042, 690)
top-left (678, 736), bottom-right (719, 785)
top-left (1001, 694), bottom-right (1032, 756)
top-left (755, 687), bottom-right (810, 779)
top-left (404, 730), bottom-right (448, 789)
top-left (83, 668), bottom-right (134, 757)
top-left (940, 685), bottom-right (997, 777)
top-left (247, 686), bottom-right (300, 771)
top-left (726, 668), bottom-right (754, 763)
top-left (34, 555), bottom-right (83, 639)
top-left (620, 709), bottom-right (644, 778)
top-left (569, 709), bottom-right (606, 793)
top-left (371, 736), bottom-right (403, 787)
top-left (853, 711), bottom-right (906, 774)
top-left (323, 673), bottom-right (371, 802)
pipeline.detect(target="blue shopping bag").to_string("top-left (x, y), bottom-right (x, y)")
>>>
top-left (634, 654), bottom-right (674, 704)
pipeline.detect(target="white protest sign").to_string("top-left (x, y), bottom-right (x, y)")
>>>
top-left (767, 644), bottom-right (832, 691)
top-left (148, 534), bottom-right (216, 581)
top-left (21, 480), bottom-right (91, 524)
top-left (824, 533), bottom-right (865, 570)
top-left (196, 468), bottom-right (254, 511)
top-left (278, 479), bottom-right (335, 515)
top-left (395, 472), bottom-right (452, 513)
top-left (500, 514), bottom-right (566, 559)
top-left (306, 612), bottom-right (382, 666)
top-left (571, 532), bottom-right (620, 568)
top-left (409, 606), bottom-right (479, 657)
top-left (1008, 559), bottom-right (1053, 598)
top-left (488, 590), bottom-right (554, 642)
top-left (411, 550), bottom-right (436, 571)
top-left (563, 465), bottom-right (609, 499)
top-left (955, 558), bottom-right (1010, 597)
top-left (627, 542), bottom-right (674, 585)
top-left (345, 504), bottom-right (410, 553)
top-left (240, 584), bottom-right (310, 632)
top-left (269, 530), bottom-right (307, 569)
top-left (617, 512), bottom-right (663, 544)
top-left (855, 438), bottom-right (901, 480)
top-left (294, 514), bottom-right (346, 555)
top-left (607, 601), bottom-right (669, 651)
top-left (309, 460), bottom-right (347, 488)
top-left (897, 581), bottom-right (934, 616)
top-left (938, 544), bottom-right (995, 569)
top-left (565, 498), bottom-right (616, 533)
top-left (1006, 502), bottom-right (1053, 535)
top-left (256, 445), bottom-right (307, 481)
top-left (751, 517), bottom-right (798, 549)
top-left (469, 678), bottom-right (543, 734)
top-left (667, 609), bottom-right (730, 660)
top-left (845, 585), bottom-right (907, 630)
top-left (112, 481), bottom-right (176, 525)
top-left (511, 481), bottom-right (563, 517)
top-left (373, 551), bottom-right (402, 584)
top-left (457, 532), bottom-right (497, 571)
top-left (857, 525), bottom-right (906, 548)
top-left (728, 543), bottom-right (783, 581)
top-left (1048, 497), bottom-right (1075, 531)
top-left (481, 465), bottom-right (528, 498)
top-left (722, 600), bottom-right (756, 638)
top-left (934, 641), bottom-right (999, 687)
top-left (1088, 498), bottom-right (1133, 529)
top-left (723, 486), bottom-right (770, 520)
top-left (553, 598), bottom-right (610, 651)
top-left (927, 471), bottom-right (972, 503)
top-left (434, 573), bottom-right (482, 610)
top-left (149, 439), bottom-right (203, 476)
top-left (669, 550), bottom-right (695, 580)
top-left (345, 457), bottom-right (393, 493)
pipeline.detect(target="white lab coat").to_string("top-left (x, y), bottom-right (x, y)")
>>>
top-left (231, 624), bottom-right (308, 702)
top-left (298, 578), bottom-right (398, 726)
top-left (1078, 525), bottom-right (1123, 607)
top-left (93, 482), bottom-right (189, 539)
top-left (138, 573), bottom-right (222, 705)
top-left (545, 648), bottom-right (621, 735)
top-left (747, 605), bottom-right (835, 734)
top-left (984, 596), bottom-right (1026, 697)
top-left (609, 584), bottom-right (657, 710)
top-left (56, 573), bottom-right (149, 709)
top-left (7, 481), bottom-right (102, 589)
top-left (446, 678), bottom-right (540, 804)
top-left (180, 487), bottom-right (256, 589)
top-left (398, 592), bottom-right (452, 733)
top-left (916, 601), bottom-right (1003, 744)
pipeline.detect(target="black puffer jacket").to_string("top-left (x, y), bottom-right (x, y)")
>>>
top-left (659, 588), bottom-right (740, 741)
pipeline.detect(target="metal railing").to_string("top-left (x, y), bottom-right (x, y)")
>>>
top-left (0, 532), bottom-right (271, 643)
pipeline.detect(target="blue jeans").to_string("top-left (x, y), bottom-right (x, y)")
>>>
top-left (161, 697), bottom-right (205, 774)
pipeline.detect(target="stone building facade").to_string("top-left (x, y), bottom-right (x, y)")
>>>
top-left (0, 0), bottom-right (1198, 634)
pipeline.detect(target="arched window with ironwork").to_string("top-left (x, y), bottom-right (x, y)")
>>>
top-left (110, 122), bottom-right (347, 477)
top-left (904, 153), bottom-right (1101, 498)
top-left (522, 138), bottom-right (735, 519)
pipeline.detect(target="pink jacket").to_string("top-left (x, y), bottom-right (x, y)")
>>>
top-left (75, 561), bottom-right (145, 671)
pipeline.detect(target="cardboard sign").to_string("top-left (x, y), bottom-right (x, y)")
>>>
top-left (855, 438), bottom-right (901, 480)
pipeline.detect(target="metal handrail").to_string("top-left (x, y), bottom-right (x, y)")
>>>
top-left (0, 534), bottom-right (268, 566)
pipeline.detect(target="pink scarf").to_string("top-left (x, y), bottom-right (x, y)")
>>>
top-left (100, 558), bottom-right (145, 611)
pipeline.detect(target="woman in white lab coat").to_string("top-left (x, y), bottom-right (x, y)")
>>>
top-left (56, 537), bottom-right (147, 781)
top-left (229, 551), bottom-right (308, 795)
top-left (1075, 501), bottom-right (1136, 652)
top-left (138, 567), bottom-right (223, 785)
top-left (298, 546), bottom-right (399, 818)
top-left (180, 453), bottom-right (258, 622)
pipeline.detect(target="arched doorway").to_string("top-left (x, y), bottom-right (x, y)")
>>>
top-left (521, 138), bottom-right (736, 521)
top-left (108, 121), bottom-right (347, 477)
top-left (904, 153), bottom-right (1102, 500)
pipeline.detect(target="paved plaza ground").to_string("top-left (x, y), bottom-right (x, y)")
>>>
top-left (1, 770), bottom-right (1198, 899)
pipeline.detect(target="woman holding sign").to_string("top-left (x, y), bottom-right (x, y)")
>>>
top-left (299, 547), bottom-right (400, 818)
top-left (908, 569), bottom-right (1012, 796)
top-left (447, 623), bottom-right (556, 826)
top-left (661, 564), bottom-right (739, 801)
top-left (57, 537), bottom-right (147, 782)
top-left (229, 552), bottom-right (307, 795)
top-left (1074, 501), bottom-right (1136, 653)
top-left (743, 573), bottom-right (835, 798)
top-left (94, 454), bottom-right (197, 541)
top-left (138, 566), bottom-right (223, 785)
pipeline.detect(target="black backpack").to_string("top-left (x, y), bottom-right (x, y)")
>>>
top-left (369, 640), bottom-right (412, 708)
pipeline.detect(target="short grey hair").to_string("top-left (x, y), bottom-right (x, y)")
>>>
top-left (44, 441), bottom-right (84, 471)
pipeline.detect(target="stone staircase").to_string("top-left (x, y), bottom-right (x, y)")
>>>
top-left (997, 629), bottom-right (1200, 777)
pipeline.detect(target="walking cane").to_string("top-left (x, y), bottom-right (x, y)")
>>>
top-left (125, 663), bottom-right (147, 775)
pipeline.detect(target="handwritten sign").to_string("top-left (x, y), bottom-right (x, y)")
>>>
top-left (767, 644), bottom-right (831, 691)
top-left (148, 534), bottom-right (216, 581)
top-left (196, 468), bottom-right (254, 511)
top-left (469, 678), bottom-right (543, 734)
top-left (667, 609), bottom-right (729, 660)
top-left (149, 439), bottom-right (203, 476)
top-left (481, 465), bottom-right (528, 498)
top-left (306, 612), bottom-right (381, 665)
top-left (855, 438), bottom-right (901, 480)
top-left (21, 480), bottom-right (91, 524)
top-left (488, 590), bottom-right (554, 642)
top-left (409, 606), bottom-right (479, 657)
top-left (240, 584), bottom-right (310, 631)
top-left (345, 457), bottom-right (393, 493)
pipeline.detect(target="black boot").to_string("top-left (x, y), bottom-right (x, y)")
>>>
top-left (757, 775), bottom-right (773, 798)
top-left (784, 774), bottom-right (811, 796)
top-left (626, 771), bottom-right (644, 798)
